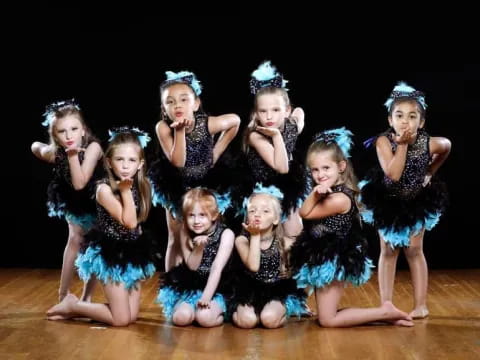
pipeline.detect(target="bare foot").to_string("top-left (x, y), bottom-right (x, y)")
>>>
top-left (47, 294), bottom-right (78, 320)
top-left (381, 301), bottom-right (412, 321)
top-left (390, 319), bottom-right (415, 327)
top-left (410, 306), bottom-right (429, 319)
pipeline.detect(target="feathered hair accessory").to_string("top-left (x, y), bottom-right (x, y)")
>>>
top-left (249, 61), bottom-right (288, 95)
top-left (161, 70), bottom-right (202, 96)
top-left (108, 126), bottom-right (151, 149)
top-left (313, 127), bottom-right (354, 158)
top-left (42, 98), bottom-right (80, 127)
top-left (384, 81), bottom-right (427, 111)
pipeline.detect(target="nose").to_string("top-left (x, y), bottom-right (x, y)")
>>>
top-left (266, 111), bottom-right (272, 120)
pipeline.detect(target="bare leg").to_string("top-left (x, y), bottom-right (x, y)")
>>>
top-left (172, 302), bottom-right (195, 326)
top-left (315, 282), bottom-right (413, 327)
top-left (195, 301), bottom-right (225, 328)
top-left (232, 305), bottom-right (259, 329)
top-left (58, 223), bottom-right (84, 301)
top-left (128, 285), bottom-right (141, 323)
top-left (260, 300), bottom-right (287, 329)
top-left (47, 282), bottom-right (133, 326)
top-left (164, 211), bottom-right (183, 272)
top-left (378, 233), bottom-right (400, 303)
top-left (80, 277), bottom-right (97, 302)
top-left (282, 208), bottom-right (303, 251)
top-left (404, 229), bottom-right (429, 319)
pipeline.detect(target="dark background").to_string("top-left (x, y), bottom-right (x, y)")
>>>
top-left (6, 16), bottom-right (474, 270)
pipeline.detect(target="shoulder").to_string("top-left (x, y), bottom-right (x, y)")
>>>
top-left (326, 191), bottom-right (352, 214)
top-left (96, 182), bottom-right (113, 199)
top-left (235, 234), bottom-right (249, 247)
top-left (85, 141), bottom-right (103, 156)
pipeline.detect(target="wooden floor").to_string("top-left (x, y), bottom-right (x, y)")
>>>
top-left (0, 269), bottom-right (478, 360)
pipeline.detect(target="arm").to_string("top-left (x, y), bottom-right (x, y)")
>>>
top-left (96, 181), bottom-right (138, 229)
top-left (291, 107), bottom-right (305, 134)
top-left (67, 142), bottom-right (103, 190)
top-left (248, 130), bottom-right (289, 174)
top-left (376, 135), bottom-right (408, 182)
top-left (208, 114), bottom-right (240, 164)
top-left (182, 230), bottom-right (208, 271)
top-left (428, 136), bottom-right (451, 177)
top-left (156, 120), bottom-right (186, 168)
top-left (235, 230), bottom-right (262, 272)
top-left (300, 190), bottom-right (351, 220)
top-left (31, 141), bottom-right (55, 163)
top-left (198, 228), bottom-right (235, 306)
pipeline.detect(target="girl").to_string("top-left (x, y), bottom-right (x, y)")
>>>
top-left (46, 128), bottom-right (156, 326)
top-left (360, 82), bottom-right (451, 319)
top-left (230, 184), bottom-right (309, 329)
top-left (149, 70), bottom-right (240, 271)
top-left (31, 99), bottom-right (102, 302)
top-left (290, 128), bottom-right (413, 327)
top-left (156, 187), bottom-right (235, 328)
top-left (243, 61), bottom-right (307, 250)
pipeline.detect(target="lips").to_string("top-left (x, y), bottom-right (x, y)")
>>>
top-left (175, 112), bottom-right (183, 118)
top-left (266, 122), bottom-right (274, 126)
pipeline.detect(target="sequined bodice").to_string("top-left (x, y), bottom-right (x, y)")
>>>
top-left (309, 185), bottom-right (356, 239)
top-left (96, 182), bottom-right (140, 241)
top-left (247, 235), bottom-right (281, 283)
top-left (196, 223), bottom-right (227, 278)
top-left (383, 129), bottom-right (431, 199)
top-left (247, 119), bottom-right (298, 182)
top-left (169, 113), bottom-right (213, 185)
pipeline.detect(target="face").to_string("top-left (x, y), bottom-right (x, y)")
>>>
top-left (247, 194), bottom-right (279, 231)
top-left (308, 150), bottom-right (346, 188)
top-left (161, 83), bottom-right (200, 121)
top-left (53, 115), bottom-right (85, 149)
top-left (389, 100), bottom-right (424, 136)
top-left (255, 93), bottom-right (291, 128)
top-left (186, 202), bottom-right (217, 234)
top-left (108, 143), bottom-right (143, 180)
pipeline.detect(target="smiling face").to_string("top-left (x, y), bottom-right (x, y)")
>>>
top-left (53, 115), bottom-right (85, 149)
top-left (185, 201), bottom-right (217, 235)
top-left (308, 149), bottom-right (346, 188)
top-left (161, 83), bottom-right (200, 122)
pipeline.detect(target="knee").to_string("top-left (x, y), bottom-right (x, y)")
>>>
top-left (172, 310), bottom-right (194, 326)
top-left (404, 245), bottom-right (423, 259)
top-left (317, 316), bottom-right (336, 328)
top-left (260, 309), bottom-right (283, 329)
top-left (195, 310), bottom-right (222, 328)
top-left (380, 245), bottom-right (398, 259)
top-left (233, 311), bottom-right (258, 329)
top-left (111, 314), bottom-right (131, 327)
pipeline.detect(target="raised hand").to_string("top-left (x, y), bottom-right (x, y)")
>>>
top-left (313, 184), bottom-right (333, 198)
top-left (192, 235), bottom-right (209, 247)
top-left (242, 222), bottom-right (262, 236)
top-left (65, 147), bottom-right (86, 157)
top-left (255, 126), bottom-right (281, 138)
top-left (170, 117), bottom-right (194, 130)
top-left (392, 129), bottom-right (415, 145)
top-left (117, 178), bottom-right (133, 192)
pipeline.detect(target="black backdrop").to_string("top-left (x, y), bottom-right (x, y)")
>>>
top-left (7, 17), bottom-right (474, 270)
